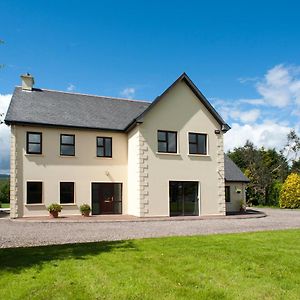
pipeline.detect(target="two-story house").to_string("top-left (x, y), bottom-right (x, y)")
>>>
top-left (5, 73), bottom-right (249, 218)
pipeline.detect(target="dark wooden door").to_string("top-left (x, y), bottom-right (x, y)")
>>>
top-left (92, 183), bottom-right (122, 215)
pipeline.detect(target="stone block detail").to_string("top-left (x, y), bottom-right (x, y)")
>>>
top-left (216, 133), bottom-right (226, 215)
top-left (136, 130), bottom-right (149, 217)
top-left (10, 126), bottom-right (18, 218)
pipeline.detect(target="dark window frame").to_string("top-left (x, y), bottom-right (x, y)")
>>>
top-left (26, 132), bottom-right (42, 154)
top-left (60, 182), bottom-right (75, 204)
top-left (157, 130), bottom-right (177, 153)
top-left (225, 186), bottom-right (231, 203)
top-left (26, 181), bottom-right (43, 204)
top-left (188, 132), bottom-right (208, 155)
top-left (60, 134), bottom-right (75, 156)
top-left (96, 137), bottom-right (112, 158)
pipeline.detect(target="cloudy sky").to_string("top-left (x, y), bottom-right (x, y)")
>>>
top-left (1, 1), bottom-right (300, 173)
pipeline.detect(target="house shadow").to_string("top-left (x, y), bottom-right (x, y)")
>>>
top-left (0, 239), bottom-right (138, 273)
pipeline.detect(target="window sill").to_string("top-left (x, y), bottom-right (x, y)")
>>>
top-left (59, 203), bottom-right (77, 206)
top-left (95, 156), bottom-right (113, 159)
top-left (25, 203), bottom-right (45, 206)
top-left (156, 152), bottom-right (181, 156)
top-left (24, 153), bottom-right (44, 157)
top-left (188, 154), bottom-right (210, 157)
top-left (59, 155), bottom-right (76, 158)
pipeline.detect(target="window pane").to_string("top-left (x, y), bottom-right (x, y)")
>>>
top-left (97, 137), bottom-right (103, 147)
top-left (61, 135), bottom-right (74, 144)
top-left (189, 133), bottom-right (196, 143)
top-left (105, 138), bottom-right (112, 157)
top-left (28, 143), bottom-right (41, 153)
top-left (97, 147), bottom-right (104, 157)
top-left (27, 182), bottom-right (42, 204)
top-left (197, 134), bottom-right (207, 154)
top-left (61, 145), bottom-right (75, 156)
top-left (158, 141), bottom-right (167, 152)
top-left (28, 133), bottom-right (41, 143)
top-left (158, 131), bottom-right (166, 141)
top-left (189, 143), bottom-right (197, 154)
top-left (225, 186), bottom-right (230, 202)
top-left (168, 132), bottom-right (176, 152)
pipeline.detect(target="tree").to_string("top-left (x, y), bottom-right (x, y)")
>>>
top-left (228, 141), bottom-right (288, 206)
top-left (282, 129), bottom-right (300, 168)
top-left (279, 173), bottom-right (300, 208)
top-left (0, 182), bottom-right (10, 204)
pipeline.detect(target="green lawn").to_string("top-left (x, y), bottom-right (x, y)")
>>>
top-left (0, 230), bottom-right (299, 300)
top-left (0, 203), bottom-right (9, 208)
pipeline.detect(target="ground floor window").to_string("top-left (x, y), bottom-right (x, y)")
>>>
top-left (225, 186), bottom-right (231, 202)
top-left (27, 182), bottom-right (43, 204)
top-left (60, 182), bottom-right (75, 204)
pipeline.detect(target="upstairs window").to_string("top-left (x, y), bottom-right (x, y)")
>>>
top-left (60, 182), bottom-right (75, 204)
top-left (157, 130), bottom-right (177, 153)
top-left (26, 132), bottom-right (42, 154)
top-left (189, 133), bottom-right (207, 155)
top-left (27, 182), bottom-right (43, 204)
top-left (60, 134), bottom-right (75, 156)
top-left (97, 137), bottom-right (112, 157)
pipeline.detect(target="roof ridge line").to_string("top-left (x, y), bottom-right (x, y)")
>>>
top-left (15, 86), bottom-right (151, 104)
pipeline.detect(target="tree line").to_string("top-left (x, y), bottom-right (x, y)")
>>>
top-left (227, 130), bottom-right (300, 207)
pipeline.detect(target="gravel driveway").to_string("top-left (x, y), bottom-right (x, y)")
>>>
top-left (0, 208), bottom-right (299, 248)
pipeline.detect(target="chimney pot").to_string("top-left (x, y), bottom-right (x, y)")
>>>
top-left (21, 73), bottom-right (34, 91)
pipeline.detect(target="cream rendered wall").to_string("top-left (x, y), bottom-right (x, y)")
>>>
top-left (225, 182), bottom-right (246, 212)
top-left (12, 125), bottom-right (128, 217)
top-left (139, 81), bottom-right (225, 216)
top-left (127, 125), bottom-right (140, 216)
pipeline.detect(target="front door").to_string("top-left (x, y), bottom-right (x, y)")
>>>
top-left (169, 181), bottom-right (199, 216)
top-left (91, 183), bottom-right (122, 215)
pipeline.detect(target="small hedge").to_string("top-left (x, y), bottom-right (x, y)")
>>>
top-left (279, 173), bottom-right (300, 208)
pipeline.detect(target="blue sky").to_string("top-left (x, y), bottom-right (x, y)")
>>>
top-left (1, 0), bottom-right (300, 173)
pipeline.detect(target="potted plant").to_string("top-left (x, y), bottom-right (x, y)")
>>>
top-left (80, 204), bottom-right (91, 217)
top-left (239, 200), bottom-right (247, 213)
top-left (48, 203), bottom-right (62, 218)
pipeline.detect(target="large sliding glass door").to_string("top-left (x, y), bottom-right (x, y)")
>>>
top-left (169, 181), bottom-right (199, 216)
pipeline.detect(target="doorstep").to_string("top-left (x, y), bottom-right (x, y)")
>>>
top-left (11, 209), bottom-right (266, 223)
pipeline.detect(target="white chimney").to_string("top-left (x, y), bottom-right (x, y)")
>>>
top-left (21, 73), bottom-right (34, 91)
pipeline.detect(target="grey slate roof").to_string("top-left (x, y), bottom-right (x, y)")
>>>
top-left (5, 87), bottom-right (151, 131)
top-left (224, 154), bottom-right (250, 182)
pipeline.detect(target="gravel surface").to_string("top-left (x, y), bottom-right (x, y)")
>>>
top-left (0, 208), bottom-right (299, 248)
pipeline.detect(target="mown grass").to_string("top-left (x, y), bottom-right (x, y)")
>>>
top-left (0, 230), bottom-right (299, 299)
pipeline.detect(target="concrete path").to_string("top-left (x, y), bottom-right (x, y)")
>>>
top-left (0, 208), bottom-right (299, 248)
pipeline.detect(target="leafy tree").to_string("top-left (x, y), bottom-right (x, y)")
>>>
top-left (228, 141), bottom-right (288, 206)
top-left (0, 182), bottom-right (10, 204)
top-left (279, 173), bottom-right (300, 208)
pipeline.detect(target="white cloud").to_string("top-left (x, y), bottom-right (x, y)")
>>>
top-left (231, 109), bottom-right (261, 123)
top-left (224, 121), bottom-right (293, 152)
top-left (239, 98), bottom-right (265, 105)
top-left (120, 87), bottom-right (135, 99)
top-left (256, 64), bottom-right (300, 108)
top-left (0, 94), bottom-right (12, 174)
top-left (67, 83), bottom-right (76, 92)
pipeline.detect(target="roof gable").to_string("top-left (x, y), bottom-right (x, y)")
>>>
top-left (125, 73), bottom-right (230, 132)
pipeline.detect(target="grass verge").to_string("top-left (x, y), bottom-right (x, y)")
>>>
top-left (0, 229), bottom-right (299, 299)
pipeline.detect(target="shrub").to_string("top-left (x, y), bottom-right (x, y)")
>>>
top-left (0, 182), bottom-right (10, 203)
top-left (47, 203), bottom-right (62, 213)
top-left (80, 204), bottom-right (91, 213)
top-left (279, 173), bottom-right (300, 208)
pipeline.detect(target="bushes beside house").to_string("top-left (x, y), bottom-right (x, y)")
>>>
top-left (279, 173), bottom-right (300, 208)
